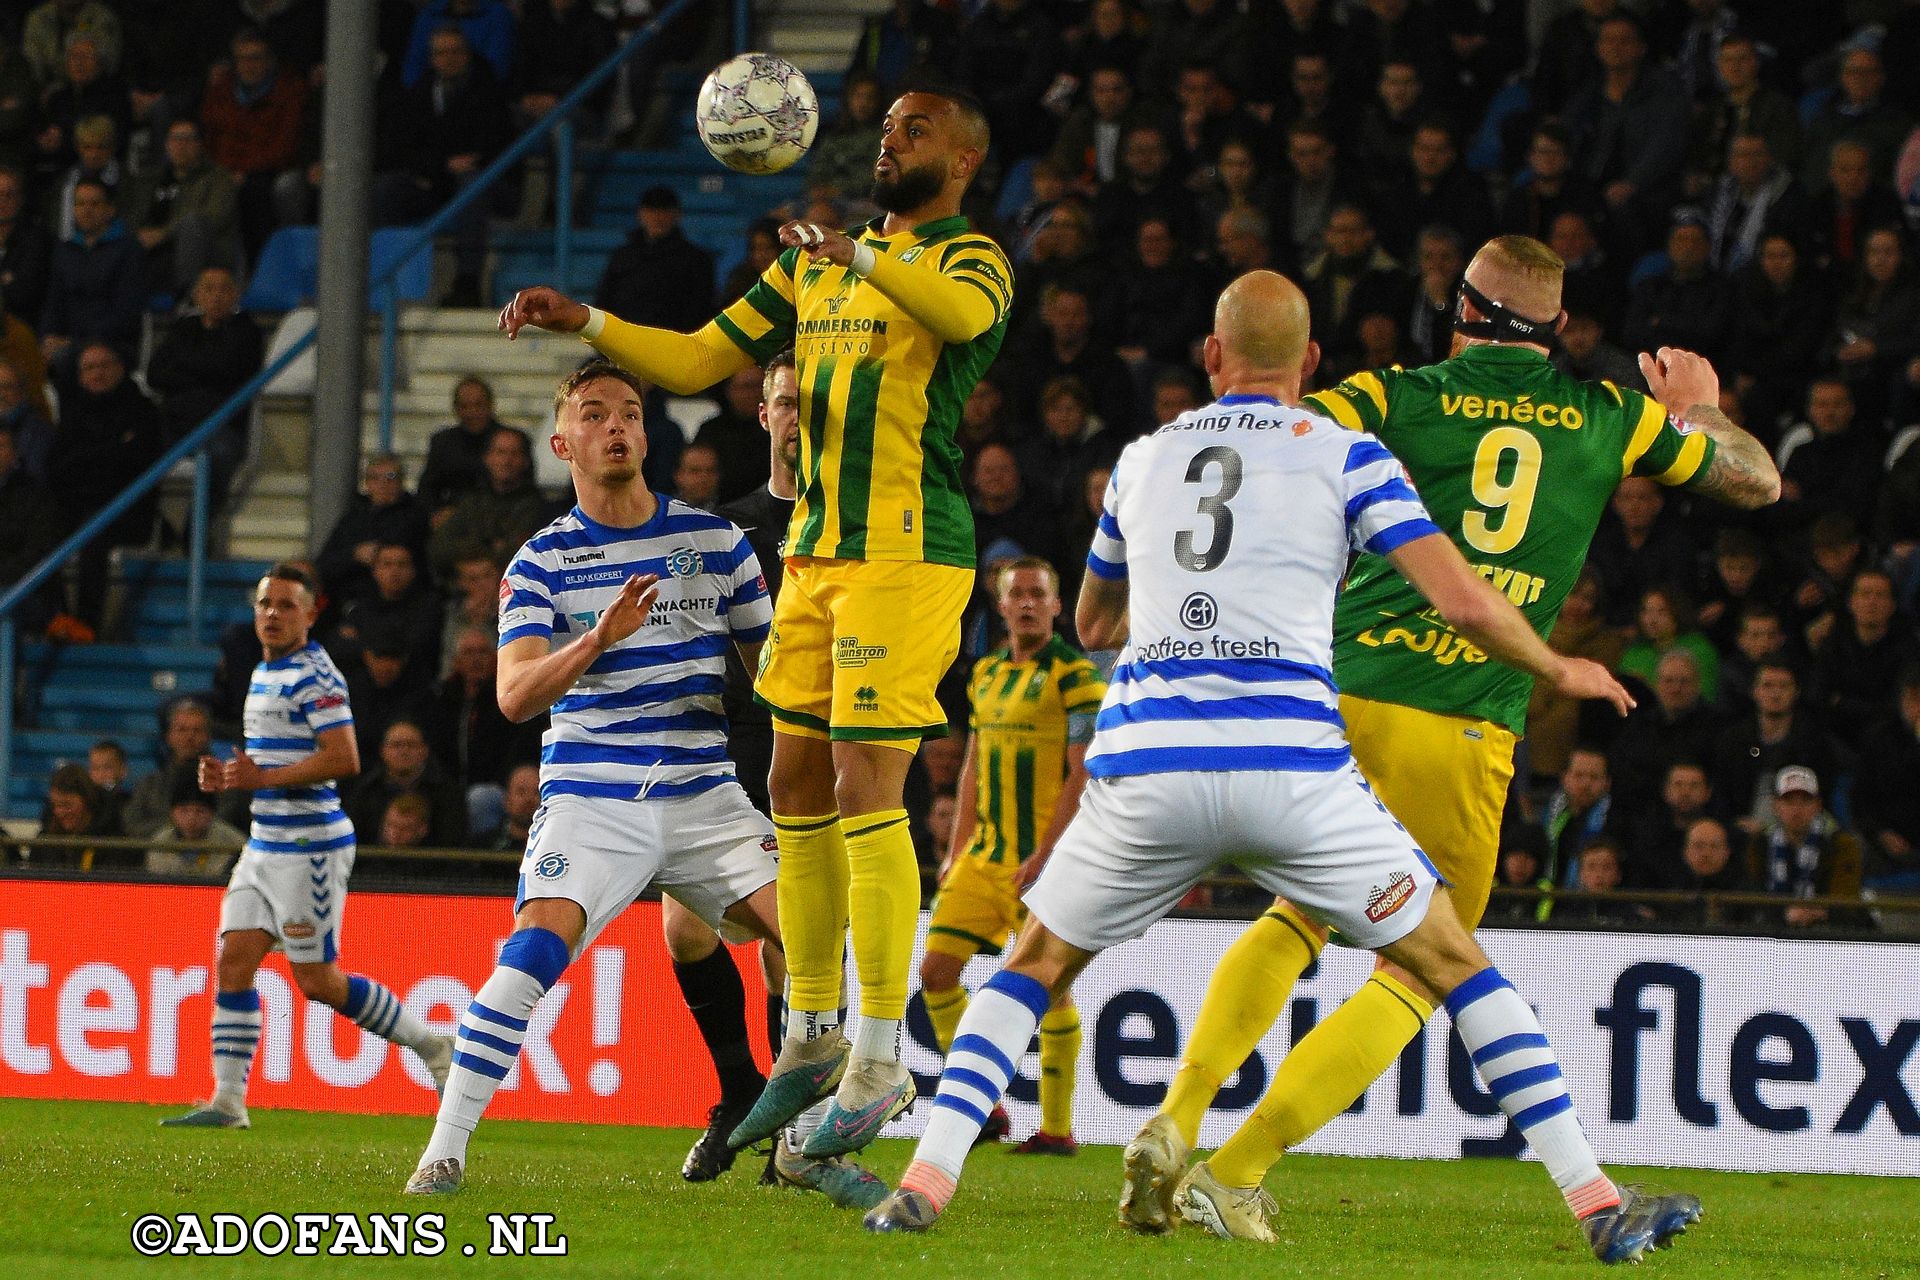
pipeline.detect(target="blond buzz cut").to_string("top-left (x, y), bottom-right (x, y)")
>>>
top-left (992, 554), bottom-right (1060, 599)
top-left (1468, 235), bottom-right (1566, 319)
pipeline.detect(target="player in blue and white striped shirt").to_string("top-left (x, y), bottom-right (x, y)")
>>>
top-left (406, 361), bottom-right (823, 1198)
top-left (869, 274), bottom-right (1699, 1264)
top-left (163, 563), bottom-right (453, 1130)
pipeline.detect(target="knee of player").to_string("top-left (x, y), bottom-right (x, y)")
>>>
top-left (919, 950), bottom-right (963, 990)
top-left (290, 963), bottom-right (343, 1004)
top-left (661, 900), bottom-right (720, 963)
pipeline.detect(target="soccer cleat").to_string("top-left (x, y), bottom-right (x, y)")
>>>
top-left (1118, 1113), bottom-right (1189, 1234)
top-left (972, 1103), bottom-right (1011, 1148)
top-left (1582, 1187), bottom-right (1703, 1264)
top-left (419, 1034), bottom-right (455, 1096)
top-left (683, 1097), bottom-right (756, 1182)
top-left (1010, 1130), bottom-right (1079, 1156)
top-left (863, 1188), bottom-right (941, 1234)
top-left (727, 1027), bottom-right (849, 1151)
top-left (404, 1158), bottom-right (463, 1195)
top-left (160, 1103), bottom-right (248, 1129)
top-left (801, 1056), bottom-right (916, 1158)
top-left (771, 1134), bottom-right (889, 1210)
top-left (1175, 1159), bottom-right (1278, 1243)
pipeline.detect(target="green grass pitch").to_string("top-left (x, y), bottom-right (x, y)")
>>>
top-left (1, 1099), bottom-right (1912, 1278)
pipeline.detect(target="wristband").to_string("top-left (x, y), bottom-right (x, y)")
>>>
top-left (581, 306), bottom-right (607, 340)
top-left (849, 242), bottom-right (877, 278)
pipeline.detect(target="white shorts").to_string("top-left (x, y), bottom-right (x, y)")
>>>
top-left (516, 783), bottom-right (779, 953)
top-left (1023, 766), bottom-right (1441, 954)
top-left (219, 843), bottom-right (355, 965)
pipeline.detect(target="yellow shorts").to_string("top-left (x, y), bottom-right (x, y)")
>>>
top-left (755, 557), bottom-right (972, 748)
top-left (925, 848), bottom-right (1023, 960)
top-left (1339, 694), bottom-right (1516, 931)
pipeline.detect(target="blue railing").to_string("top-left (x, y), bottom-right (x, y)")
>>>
top-left (0, 0), bottom-right (723, 817)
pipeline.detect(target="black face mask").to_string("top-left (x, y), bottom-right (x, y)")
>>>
top-left (1452, 278), bottom-right (1557, 349)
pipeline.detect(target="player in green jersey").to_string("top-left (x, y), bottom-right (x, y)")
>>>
top-left (1119, 236), bottom-right (1781, 1242)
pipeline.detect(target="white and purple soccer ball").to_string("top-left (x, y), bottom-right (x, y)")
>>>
top-left (695, 53), bottom-right (819, 175)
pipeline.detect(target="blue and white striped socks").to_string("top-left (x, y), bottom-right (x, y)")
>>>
top-left (1445, 967), bottom-right (1620, 1220)
top-left (419, 927), bottom-right (571, 1169)
top-left (210, 989), bottom-right (261, 1113)
top-left (342, 974), bottom-right (437, 1052)
top-left (899, 969), bottom-right (1053, 1212)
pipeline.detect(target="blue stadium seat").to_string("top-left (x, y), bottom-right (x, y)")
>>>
top-left (242, 227), bottom-right (320, 312)
top-left (240, 227), bottom-right (434, 312)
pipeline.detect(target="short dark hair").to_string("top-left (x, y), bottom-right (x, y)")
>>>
top-left (47, 762), bottom-right (95, 799)
top-left (554, 358), bottom-right (649, 419)
top-left (265, 562), bottom-right (318, 596)
top-left (90, 739), bottom-right (126, 765)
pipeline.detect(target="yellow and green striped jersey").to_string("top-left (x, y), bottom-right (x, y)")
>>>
top-left (711, 214), bottom-right (1012, 568)
top-left (1304, 345), bottom-right (1715, 732)
top-left (962, 636), bottom-right (1105, 865)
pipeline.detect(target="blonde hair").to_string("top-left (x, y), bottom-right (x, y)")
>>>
top-left (992, 555), bottom-right (1059, 598)
top-left (1469, 235), bottom-right (1565, 317)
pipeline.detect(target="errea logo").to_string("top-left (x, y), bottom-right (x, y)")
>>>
top-left (853, 685), bottom-right (879, 713)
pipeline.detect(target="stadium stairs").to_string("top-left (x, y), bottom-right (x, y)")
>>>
top-left (8, 557), bottom-right (265, 818)
top-left (9, 25), bottom-right (858, 820)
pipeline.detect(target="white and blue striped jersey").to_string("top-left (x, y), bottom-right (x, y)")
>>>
top-left (1082, 394), bottom-right (1440, 779)
top-left (499, 497), bottom-right (773, 803)
top-left (242, 640), bottom-right (356, 854)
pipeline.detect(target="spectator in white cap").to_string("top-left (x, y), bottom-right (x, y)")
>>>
top-left (1743, 765), bottom-right (1863, 929)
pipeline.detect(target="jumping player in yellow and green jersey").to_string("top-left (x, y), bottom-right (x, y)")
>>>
top-left (921, 557), bottom-right (1105, 1156)
top-left (499, 88), bottom-right (1012, 1164)
top-left (1119, 236), bottom-right (1783, 1234)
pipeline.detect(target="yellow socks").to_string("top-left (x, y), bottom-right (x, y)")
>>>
top-left (1038, 1001), bottom-right (1081, 1136)
top-left (1208, 971), bottom-right (1432, 1188)
top-left (1163, 904), bottom-right (1323, 1148)
top-left (771, 811), bottom-right (850, 1020)
top-left (842, 808), bottom-right (918, 1023)
top-left (924, 983), bottom-right (969, 1054)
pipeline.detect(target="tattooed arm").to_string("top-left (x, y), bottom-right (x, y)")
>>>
top-left (1637, 347), bottom-right (1782, 509)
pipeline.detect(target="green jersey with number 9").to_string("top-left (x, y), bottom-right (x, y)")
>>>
top-left (1302, 345), bottom-right (1715, 733)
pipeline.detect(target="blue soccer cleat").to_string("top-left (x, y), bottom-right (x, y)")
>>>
top-left (800, 1056), bottom-right (915, 1158)
top-left (771, 1134), bottom-right (889, 1210)
top-left (727, 1026), bottom-right (848, 1151)
top-left (864, 1188), bottom-right (941, 1234)
top-left (1583, 1187), bottom-right (1703, 1264)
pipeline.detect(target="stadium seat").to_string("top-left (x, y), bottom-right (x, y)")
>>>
top-left (240, 227), bottom-right (434, 313)
top-left (242, 227), bottom-right (321, 313)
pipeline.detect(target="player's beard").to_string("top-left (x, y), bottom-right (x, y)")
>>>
top-left (779, 435), bottom-right (800, 475)
top-left (871, 157), bottom-right (944, 213)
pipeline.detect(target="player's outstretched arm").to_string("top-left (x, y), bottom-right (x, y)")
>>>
top-left (1638, 347), bottom-right (1781, 509)
top-left (498, 574), bottom-right (660, 723)
top-left (497, 286), bottom-right (752, 397)
top-left (781, 221), bottom-right (1002, 344)
top-left (1387, 533), bottom-right (1636, 716)
top-left (1075, 572), bottom-right (1129, 651)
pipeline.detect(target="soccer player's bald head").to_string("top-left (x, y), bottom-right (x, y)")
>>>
top-left (1465, 235), bottom-right (1564, 323)
top-left (1212, 270), bottom-right (1312, 374)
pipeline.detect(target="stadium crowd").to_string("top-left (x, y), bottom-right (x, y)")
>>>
top-left (6, 0), bottom-right (1920, 936)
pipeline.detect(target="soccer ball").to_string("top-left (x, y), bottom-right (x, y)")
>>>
top-left (695, 53), bottom-right (819, 175)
